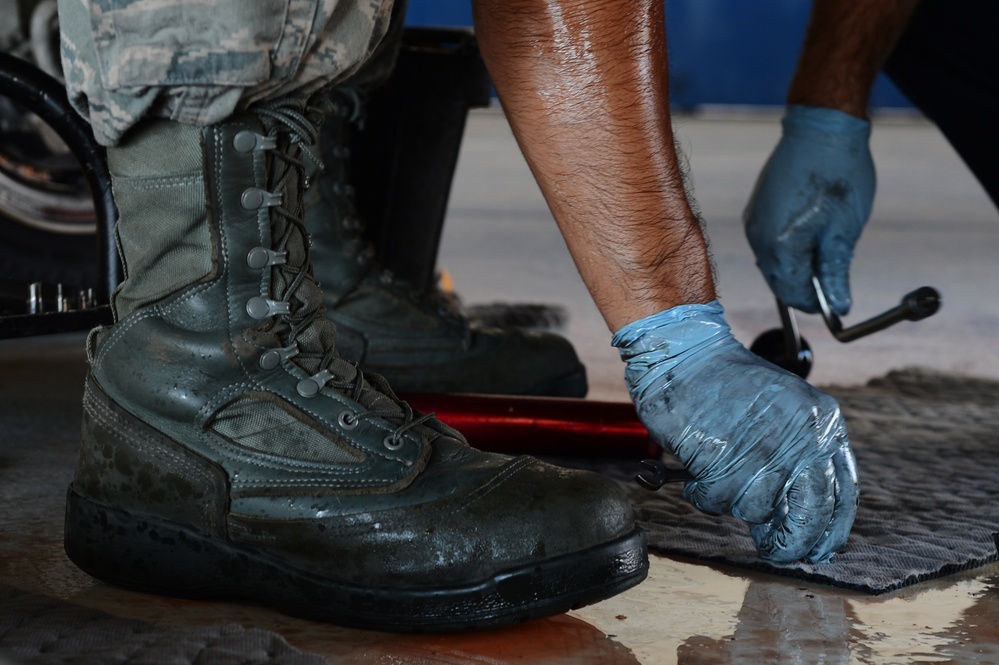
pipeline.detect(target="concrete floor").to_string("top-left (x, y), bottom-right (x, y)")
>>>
top-left (2, 107), bottom-right (998, 664)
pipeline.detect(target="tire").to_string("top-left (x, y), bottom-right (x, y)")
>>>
top-left (0, 90), bottom-right (99, 287)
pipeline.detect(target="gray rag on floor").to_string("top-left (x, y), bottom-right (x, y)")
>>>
top-left (558, 368), bottom-right (999, 595)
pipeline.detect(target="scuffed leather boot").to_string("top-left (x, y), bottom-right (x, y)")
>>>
top-left (306, 88), bottom-right (588, 397)
top-left (63, 98), bottom-right (647, 631)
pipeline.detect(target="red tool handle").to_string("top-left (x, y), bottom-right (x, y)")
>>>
top-left (401, 393), bottom-right (659, 458)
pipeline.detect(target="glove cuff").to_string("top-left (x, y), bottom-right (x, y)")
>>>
top-left (612, 300), bottom-right (730, 360)
top-left (783, 104), bottom-right (871, 144)
top-left (612, 301), bottom-right (739, 406)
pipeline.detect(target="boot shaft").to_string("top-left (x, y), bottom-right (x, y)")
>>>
top-left (105, 102), bottom-right (338, 373)
top-left (90, 102), bottom-right (429, 495)
top-left (106, 120), bottom-right (213, 319)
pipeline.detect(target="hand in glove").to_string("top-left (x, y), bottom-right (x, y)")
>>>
top-left (613, 301), bottom-right (859, 563)
top-left (744, 105), bottom-right (875, 316)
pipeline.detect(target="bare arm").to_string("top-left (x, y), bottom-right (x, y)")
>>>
top-left (471, 0), bottom-right (715, 332)
top-left (788, 0), bottom-right (920, 118)
top-left (744, 0), bottom-right (919, 315)
top-left (470, 0), bottom-right (858, 563)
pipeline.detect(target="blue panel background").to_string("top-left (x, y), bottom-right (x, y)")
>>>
top-left (404, 0), bottom-right (913, 109)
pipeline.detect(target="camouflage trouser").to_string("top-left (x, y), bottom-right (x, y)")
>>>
top-left (57, 0), bottom-right (395, 146)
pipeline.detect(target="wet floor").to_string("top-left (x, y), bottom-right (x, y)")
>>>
top-left (5, 368), bottom-right (999, 665)
top-left (3, 109), bottom-right (999, 663)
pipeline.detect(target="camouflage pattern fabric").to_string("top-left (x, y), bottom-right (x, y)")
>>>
top-left (57, 0), bottom-right (395, 145)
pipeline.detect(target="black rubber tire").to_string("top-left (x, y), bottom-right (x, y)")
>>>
top-left (0, 52), bottom-right (117, 298)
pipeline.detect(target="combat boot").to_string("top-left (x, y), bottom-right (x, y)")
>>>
top-left (63, 97), bottom-right (647, 631)
top-left (306, 88), bottom-right (588, 397)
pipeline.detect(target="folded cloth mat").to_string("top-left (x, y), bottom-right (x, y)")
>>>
top-left (552, 368), bottom-right (999, 594)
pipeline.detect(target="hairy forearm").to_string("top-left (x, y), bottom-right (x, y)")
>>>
top-left (471, 0), bottom-right (715, 331)
top-left (788, 0), bottom-right (919, 117)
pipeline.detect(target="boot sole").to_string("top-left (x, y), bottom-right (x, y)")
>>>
top-left (64, 486), bottom-right (648, 632)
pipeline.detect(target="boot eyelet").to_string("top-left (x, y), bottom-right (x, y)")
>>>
top-left (297, 370), bottom-right (333, 397)
top-left (246, 247), bottom-right (287, 270)
top-left (383, 435), bottom-right (405, 452)
top-left (338, 411), bottom-right (359, 430)
top-left (233, 130), bottom-right (276, 153)
top-left (241, 187), bottom-right (283, 210)
top-left (259, 350), bottom-right (281, 370)
top-left (247, 296), bottom-right (291, 319)
top-left (258, 344), bottom-right (299, 370)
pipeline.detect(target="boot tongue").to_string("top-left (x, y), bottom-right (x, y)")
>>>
top-left (256, 98), bottom-right (403, 419)
top-left (295, 310), bottom-right (401, 417)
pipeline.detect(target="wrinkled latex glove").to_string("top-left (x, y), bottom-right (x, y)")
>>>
top-left (613, 301), bottom-right (859, 563)
top-left (744, 105), bottom-right (875, 316)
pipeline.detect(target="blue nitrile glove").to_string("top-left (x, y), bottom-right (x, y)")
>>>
top-left (744, 105), bottom-right (875, 316)
top-left (613, 301), bottom-right (859, 563)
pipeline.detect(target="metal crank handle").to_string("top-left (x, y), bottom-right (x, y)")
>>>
top-left (812, 276), bottom-right (941, 343)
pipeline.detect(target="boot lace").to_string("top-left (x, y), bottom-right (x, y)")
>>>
top-left (251, 96), bottom-right (442, 444)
